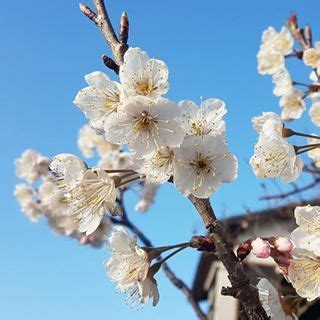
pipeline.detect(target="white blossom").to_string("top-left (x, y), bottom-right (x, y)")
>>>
top-left (98, 150), bottom-right (132, 171)
top-left (50, 154), bottom-right (116, 235)
top-left (303, 42), bottom-right (320, 69)
top-left (74, 71), bottom-right (124, 132)
top-left (79, 216), bottom-right (113, 248)
top-left (104, 96), bottom-right (184, 157)
top-left (290, 206), bottom-right (320, 256)
top-left (174, 135), bottom-right (238, 198)
top-left (257, 278), bottom-right (297, 320)
top-left (120, 47), bottom-right (169, 99)
top-left (261, 27), bottom-right (294, 56)
top-left (136, 272), bottom-right (160, 306)
top-left (69, 168), bottom-right (116, 235)
top-left (307, 136), bottom-right (320, 167)
top-left (177, 98), bottom-right (226, 137)
top-left (106, 227), bottom-right (150, 291)
top-left (14, 183), bottom-right (42, 222)
top-left (257, 49), bottom-right (285, 75)
top-left (106, 227), bottom-right (160, 306)
top-left (15, 149), bottom-right (48, 184)
top-left (78, 124), bottom-right (119, 158)
top-left (272, 68), bottom-right (292, 97)
top-left (47, 215), bottom-right (78, 236)
top-left (49, 153), bottom-right (88, 189)
top-left (136, 147), bottom-right (174, 184)
top-left (14, 183), bottom-right (35, 206)
top-left (38, 179), bottom-right (68, 215)
top-left (135, 182), bottom-right (159, 213)
top-left (288, 248), bottom-right (320, 301)
top-left (37, 178), bottom-right (79, 236)
top-left (279, 89), bottom-right (306, 120)
top-left (250, 134), bottom-right (303, 183)
top-left (252, 112), bottom-right (283, 136)
top-left (309, 92), bottom-right (320, 126)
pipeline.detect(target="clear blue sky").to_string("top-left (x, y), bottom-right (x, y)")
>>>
top-left (1, 1), bottom-right (320, 319)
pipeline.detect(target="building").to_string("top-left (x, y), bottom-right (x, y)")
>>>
top-left (192, 201), bottom-right (320, 320)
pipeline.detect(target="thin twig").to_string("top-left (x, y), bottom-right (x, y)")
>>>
top-left (260, 178), bottom-right (320, 200)
top-left (80, 1), bottom-right (128, 70)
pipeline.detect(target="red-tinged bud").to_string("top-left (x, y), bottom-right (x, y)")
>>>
top-left (282, 127), bottom-right (294, 138)
top-left (287, 12), bottom-right (298, 31)
top-left (236, 240), bottom-right (252, 261)
top-left (305, 25), bottom-right (312, 48)
top-left (190, 236), bottom-right (215, 251)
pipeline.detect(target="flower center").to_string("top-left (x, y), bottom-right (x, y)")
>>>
top-left (136, 80), bottom-right (154, 95)
top-left (274, 37), bottom-right (289, 50)
top-left (191, 121), bottom-right (212, 136)
top-left (134, 111), bottom-right (158, 132)
top-left (190, 154), bottom-right (213, 174)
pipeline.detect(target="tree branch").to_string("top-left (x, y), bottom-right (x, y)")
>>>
top-left (111, 197), bottom-right (207, 320)
top-left (188, 195), bottom-right (269, 320)
top-left (79, 1), bottom-right (128, 71)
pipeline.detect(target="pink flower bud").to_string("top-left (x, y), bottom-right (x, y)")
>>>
top-left (274, 237), bottom-right (293, 253)
top-left (251, 237), bottom-right (271, 258)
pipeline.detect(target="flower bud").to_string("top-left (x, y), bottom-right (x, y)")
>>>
top-left (274, 237), bottom-right (293, 253)
top-left (236, 241), bottom-right (252, 261)
top-left (251, 237), bottom-right (271, 258)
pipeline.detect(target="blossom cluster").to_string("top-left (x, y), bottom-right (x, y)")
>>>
top-left (54, 46), bottom-right (239, 238)
top-left (257, 23), bottom-right (320, 124)
top-left (14, 149), bottom-right (113, 247)
top-left (74, 47), bottom-right (238, 200)
top-left (288, 205), bottom-right (320, 301)
top-left (251, 19), bottom-right (320, 181)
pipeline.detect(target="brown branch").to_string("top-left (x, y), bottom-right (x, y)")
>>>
top-left (80, 1), bottom-right (128, 71)
top-left (112, 197), bottom-right (207, 320)
top-left (188, 195), bottom-right (269, 320)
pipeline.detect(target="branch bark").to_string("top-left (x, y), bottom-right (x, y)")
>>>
top-left (80, 1), bottom-right (128, 71)
top-left (188, 195), bottom-right (269, 320)
top-left (112, 198), bottom-right (207, 320)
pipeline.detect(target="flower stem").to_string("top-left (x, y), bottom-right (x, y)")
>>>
top-left (145, 242), bottom-right (190, 260)
top-left (117, 174), bottom-right (146, 187)
top-left (105, 169), bottom-right (136, 173)
top-left (119, 172), bottom-right (139, 180)
top-left (295, 143), bottom-right (320, 155)
top-left (292, 81), bottom-right (310, 87)
top-left (150, 246), bottom-right (189, 275)
top-left (290, 130), bottom-right (320, 140)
